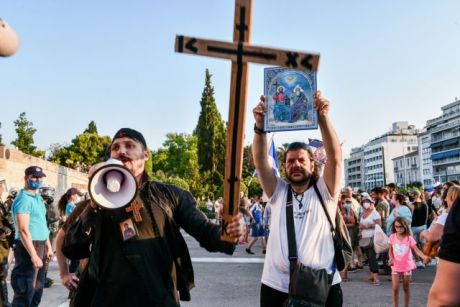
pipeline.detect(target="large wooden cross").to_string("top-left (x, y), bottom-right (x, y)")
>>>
top-left (175, 0), bottom-right (320, 242)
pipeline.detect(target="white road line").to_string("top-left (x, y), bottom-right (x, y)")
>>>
top-left (191, 257), bottom-right (264, 263)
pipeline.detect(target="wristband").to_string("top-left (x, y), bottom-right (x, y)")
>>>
top-left (254, 124), bottom-right (266, 135)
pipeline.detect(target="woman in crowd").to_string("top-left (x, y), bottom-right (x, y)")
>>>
top-left (57, 188), bottom-right (83, 224)
top-left (359, 196), bottom-right (382, 285)
top-left (341, 198), bottom-right (359, 281)
top-left (386, 193), bottom-right (413, 235)
top-left (420, 185), bottom-right (460, 252)
top-left (57, 188), bottom-right (83, 273)
top-left (409, 190), bottom-right (429, 267)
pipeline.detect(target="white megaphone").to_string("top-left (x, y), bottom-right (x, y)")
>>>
top-left (88, 159), bottom-right (137, 209)
top-left (0, 18), bottom-right (20, 57)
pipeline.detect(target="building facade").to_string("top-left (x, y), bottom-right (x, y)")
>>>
top-left (426, 99), bottom-right (460, 183)
top-left (417, 130), bottom-right (434, 187)
top-left (393, 150), bottom-right (421, 188)
top-left (345, 122), bottom-right (419, 191)
top-left (344, 146), bottom-right (364, 189)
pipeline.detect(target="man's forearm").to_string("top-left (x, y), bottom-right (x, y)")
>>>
top-left (318, 114), bottom-right (341, 163)
top-left (55, 229), bottom-right (70, 277)
top-left (253, 131), bottom-right (268, 170)
top-left (19, 230), bottom-right (39, 258)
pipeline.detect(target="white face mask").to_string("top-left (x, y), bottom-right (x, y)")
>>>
top-left (363, 203), bottom-right (371, 209)
top-left (432, 197), bottom-right (442, 209)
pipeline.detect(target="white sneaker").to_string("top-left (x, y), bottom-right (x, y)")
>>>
top-left (428, 259), bottom-right (437, 266)
top-left (416, 261), bottom-right (425, 269)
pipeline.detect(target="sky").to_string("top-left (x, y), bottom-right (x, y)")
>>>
top-left (1, 0), bottom-right (460, 161)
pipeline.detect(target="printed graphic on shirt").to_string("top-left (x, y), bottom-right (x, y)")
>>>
top-left (393, 243), bottom-right (409, 256)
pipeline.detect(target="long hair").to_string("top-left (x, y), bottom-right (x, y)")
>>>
top-left (394, 193), bottom-right (409, 208)
top-left (392, 216), bottom-right (410, 236)
top-left (446, 185), bottom-right (460, 205)
top-left (57, 193), bottom-right (70, 217)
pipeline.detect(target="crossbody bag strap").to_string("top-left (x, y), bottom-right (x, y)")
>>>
top-left (285, 185), bottom-right (297, 275)
top-left (312, 182), bottom-right (336, 239)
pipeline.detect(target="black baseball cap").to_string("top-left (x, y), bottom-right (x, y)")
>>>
top-left (112, 128), bottom-right (147, 148)
top-left (25, 166), bottom-right (46, 177)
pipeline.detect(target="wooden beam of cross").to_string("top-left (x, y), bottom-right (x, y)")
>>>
top-left (175, 0), bottom-right (320, 242)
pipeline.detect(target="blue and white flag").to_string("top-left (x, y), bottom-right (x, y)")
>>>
top-left (253, 138), bottom-right (280, 177)
top-left (308, 138), bottom-right (323, 148)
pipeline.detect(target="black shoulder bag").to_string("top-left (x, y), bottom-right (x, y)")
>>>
top-left (313, 183), bottom-right (353, 272)
top-left (285, 185), bottom-right (333, 307)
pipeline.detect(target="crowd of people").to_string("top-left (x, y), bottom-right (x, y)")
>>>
top-left (0, 92), bottom-right (457, 306)
top-left (337, 182), bottom-right (460, 307)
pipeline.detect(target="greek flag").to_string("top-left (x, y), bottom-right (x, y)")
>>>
top-left (308, 138), bottom-right (323, 148)
top-left (253, 138), bottom-right (280, 177)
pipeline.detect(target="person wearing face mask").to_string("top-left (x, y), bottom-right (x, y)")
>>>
top-left (358, 196), bottom-right (382, 285)
top-left (56, 188), bottom-right (84, 276)
top-left (57, 188), bottom-right (84, 225)
top-left (11, 166), bottom-right (53, 306)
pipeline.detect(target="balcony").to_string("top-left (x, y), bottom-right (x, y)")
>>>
top-left (432, 155), bottom-right (460, 166)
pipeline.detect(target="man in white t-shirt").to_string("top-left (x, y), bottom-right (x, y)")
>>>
top-left (252, 91), bottom-right (343, 306)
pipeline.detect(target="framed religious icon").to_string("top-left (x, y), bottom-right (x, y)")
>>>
top-left (264, 67), bottom-right (317, 132)
top-left (120, 218), bottom-right (137, 241)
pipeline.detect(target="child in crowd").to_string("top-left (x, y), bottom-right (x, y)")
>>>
top-left (388, 217), bottom-right (430, 307)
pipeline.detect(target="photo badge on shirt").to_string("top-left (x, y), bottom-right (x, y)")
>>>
top-left (120, 218), bottom-right (138, 241)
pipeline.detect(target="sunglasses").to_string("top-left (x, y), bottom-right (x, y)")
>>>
top-left (394, 225), bottom-right (404, 229)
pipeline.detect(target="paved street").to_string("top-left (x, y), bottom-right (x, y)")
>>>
top-left (8, 232), bottom-right (435, 307)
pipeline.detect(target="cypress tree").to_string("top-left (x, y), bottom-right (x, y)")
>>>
top-left (194, 69), bottom-right (227, 189)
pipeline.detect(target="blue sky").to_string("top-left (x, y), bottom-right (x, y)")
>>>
top-left (1, 1), bottom-right (459, 159)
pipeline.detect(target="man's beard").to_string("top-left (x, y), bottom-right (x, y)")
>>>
top-left (286, 168), bottom-right (312, 186)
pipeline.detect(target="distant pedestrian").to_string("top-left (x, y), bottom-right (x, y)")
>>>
top-left (358, 196), bottom-right (381, 285)
top-left (246, 197), bottom-right (266, 254)
top-left (388, 217), bottom-right (430, 307)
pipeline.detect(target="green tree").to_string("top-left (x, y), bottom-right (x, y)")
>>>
top-left (84, 121), bottom-right (98, 134)
top-left (194, 69), bottom-right (227, 194)
top-left (242, 145), bottom-right (255, 179)
top-left (151, 133), bottom-right (201, 195)
top-left (49, 130), bottom-right (111, 172)
top-left (11, 112), bottom-right (44, 157)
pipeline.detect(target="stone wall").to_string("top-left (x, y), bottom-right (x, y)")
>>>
top-left (0, 146), bottom-right (88, 200)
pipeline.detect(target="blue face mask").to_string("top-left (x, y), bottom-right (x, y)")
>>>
top-left (27, 179), bottom-right (43, 190)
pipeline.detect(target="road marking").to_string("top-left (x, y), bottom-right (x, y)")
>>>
top-left (192, 257), bottom-right (264, 263)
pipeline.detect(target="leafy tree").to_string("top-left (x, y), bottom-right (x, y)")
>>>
top-left (11, 112), bottom-right (44, 157)
top-left (84, 121), bottom-right (98, 134)
top-left (164, 177), bottom-right (190, 191)
top-left (152, 133), bottom-right (199, 179)
top-left (144, 150), bottom-right (153, 178)
top-left (242, 145), bottom-right (255, 179)
top-left (49, 130), bottom-right (111, 172)
top-left (151, 133), bottom-right (202, 195)
top-left (194, 69), bottom-right (227, 195)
